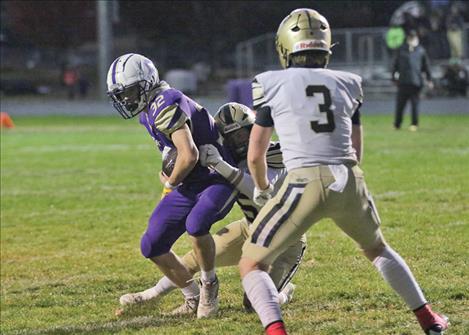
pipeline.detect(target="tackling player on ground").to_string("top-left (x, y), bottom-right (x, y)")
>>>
top-left (238, 8), bottom-right (449, 335)
top-left (107, 54), bottom-right (238, 318)
top-left (119, 102), bottom-right (306, 312)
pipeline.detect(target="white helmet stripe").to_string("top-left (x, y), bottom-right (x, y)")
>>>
top-left (121, 53), bottom-right (135, 72)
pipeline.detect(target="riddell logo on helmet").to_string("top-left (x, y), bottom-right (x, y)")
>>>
top-left (293, 40), bottom-right (325, 51)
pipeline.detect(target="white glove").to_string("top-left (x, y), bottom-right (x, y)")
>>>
top-left (199, 144), bottom-right (222, 168)
top-left (253, 183), bottom-right (274, 207)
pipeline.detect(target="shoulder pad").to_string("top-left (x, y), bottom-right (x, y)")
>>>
top-left (149, 89), bottom-right (182, 118)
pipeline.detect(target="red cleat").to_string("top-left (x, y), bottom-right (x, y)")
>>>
top-left (414, 304), bottom-right (449, 334)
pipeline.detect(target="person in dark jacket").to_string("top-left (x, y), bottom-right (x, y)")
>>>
top-left (392, 30), bottom-right (433, 131)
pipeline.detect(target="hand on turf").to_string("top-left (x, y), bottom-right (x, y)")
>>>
top-left (199, 144), bottom-right (222, 168)
top-left (253, 183), bottom-right (274, 207)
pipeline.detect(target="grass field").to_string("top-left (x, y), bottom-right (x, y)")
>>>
top-left (1, 114), bottom-right (468, 335)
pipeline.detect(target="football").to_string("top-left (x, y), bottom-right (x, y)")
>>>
top-left (162, 146), bottom-right (178, 176)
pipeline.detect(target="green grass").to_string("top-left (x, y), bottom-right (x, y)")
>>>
top-left (1, 114), bottom-right (468, 335)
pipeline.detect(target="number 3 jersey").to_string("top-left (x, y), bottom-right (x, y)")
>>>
top-left (252, 68), bottom-right (363, 171)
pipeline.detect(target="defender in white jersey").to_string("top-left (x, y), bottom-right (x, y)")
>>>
top-left (118, 103), bottom-right (306, 313)
top-left (239, 8), bottom-right (448, 335)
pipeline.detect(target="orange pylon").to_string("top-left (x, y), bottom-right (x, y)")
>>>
top-left (0, 112), bottom-right (15, 128)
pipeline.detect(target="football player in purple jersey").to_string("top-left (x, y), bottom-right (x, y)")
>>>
top-left (117, 103), bottom-right (306, 313)
top-left (107, 54), bottom-right (238, 318)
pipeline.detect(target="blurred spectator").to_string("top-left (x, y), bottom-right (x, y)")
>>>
top-left (445, 2), bottom-right (465, 60)
top-left (63, 65), bottom-right (79, 100)
top-left (425, 8), bottom-right (450, 60)
top-left (78, 65), bottom-right (89, 98)
top-left (392, 30), bottom-right (433, 131)
top-left (78, 77), bottom-right (89, 98)
top-left (441, 59), bottom-right (468, 96)
top-left (402, 11), bottom-right (419, 35)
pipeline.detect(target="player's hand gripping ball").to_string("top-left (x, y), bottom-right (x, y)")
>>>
top-left (160, 146), bottom-right (177, 199)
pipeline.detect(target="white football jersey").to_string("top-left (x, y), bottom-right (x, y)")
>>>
top-left (237, 142), bottom-right (286, 224)
top-left (252, 68), bottom-right (363, 171)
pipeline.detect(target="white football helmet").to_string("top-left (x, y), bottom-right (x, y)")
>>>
top-left (106, 53), bottom-right (160, 119)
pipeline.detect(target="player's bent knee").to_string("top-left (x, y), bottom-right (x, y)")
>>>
top-left (140, 233), bottom-right (169, 258)
top-left (140, 233), bottom-right (153, 258)
top-left (186, 225), bottom-right (210, 237)
top-left (363, 242), bottom-right (387, 261)
top-left (239, 257), bottom-right (269, 278)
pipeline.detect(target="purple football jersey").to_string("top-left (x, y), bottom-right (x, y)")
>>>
top-left (139, 87), bottom-right (233, 184)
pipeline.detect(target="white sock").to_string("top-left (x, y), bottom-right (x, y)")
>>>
top-left (181, 280), bottom-right (199, 299)
top-left (242, 270), bottom-right (282, 328)
top-left (142, 276), bottom-right (177, 299)
top-left (201, 269), bottom-right (216, 284)
top-left (373, 246), bottom-right (427, 310)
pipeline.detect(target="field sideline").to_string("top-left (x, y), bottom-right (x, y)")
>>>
top-left (1, 114), bottom-right (468, 334)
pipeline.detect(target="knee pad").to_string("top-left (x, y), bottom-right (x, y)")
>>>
top-left (186, 226), bottom-right (210, 237)
top-left (185, 221), bottom-right (211, 237)
top-left (140, 233), bottom-right (153, 258)
top-left (140, 233), bottom-right (170, 258)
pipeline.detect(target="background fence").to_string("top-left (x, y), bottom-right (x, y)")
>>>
top-left (235, 24), bottom-right (469, 82)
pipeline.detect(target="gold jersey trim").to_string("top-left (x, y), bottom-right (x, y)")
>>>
top-left (154, 104), bottom-right (189, 138)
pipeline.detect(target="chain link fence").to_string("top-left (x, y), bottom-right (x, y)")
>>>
top-left (235, 25), bottom-right (469, 81)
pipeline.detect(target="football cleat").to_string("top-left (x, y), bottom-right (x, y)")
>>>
top-left (169, 296), bottom-right (199, 316)
top-left (119, 287), bottom-right (163, 306)
top-left (278, 283), bottom-right (296, 305)
top-left (119, 292), bottom-right (144, 306)
top-left (197, 276), bottom-right (219, 318)
top-left (414, 304), bottom-right (449, 334)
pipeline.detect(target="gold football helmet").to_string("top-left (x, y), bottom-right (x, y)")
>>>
top-left (214, 102), bottom-right (255, 162)
top-left (276, 8), bottom-right (332, 68)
